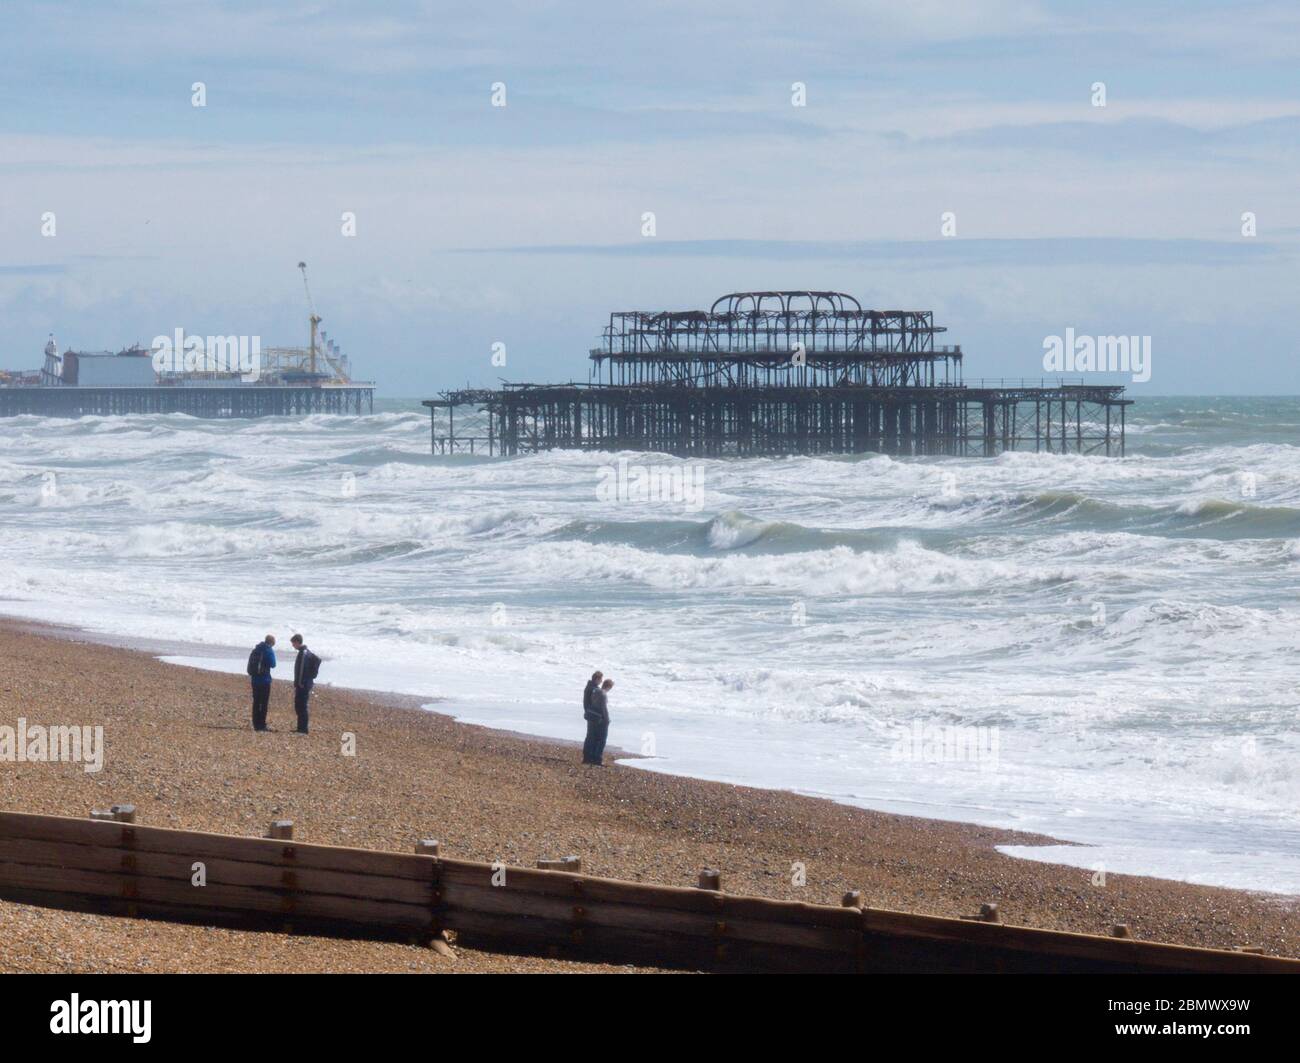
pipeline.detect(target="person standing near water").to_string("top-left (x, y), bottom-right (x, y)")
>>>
top-left (585, 678), bottom-right (614, 766)
top-left (582, 671), bottom-right (603, 764)
top-left (290, 634), bottom-right (320, 735)
top-left (247, 634), bottom-right (276, 731)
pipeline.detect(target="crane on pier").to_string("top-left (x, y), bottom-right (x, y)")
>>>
top-left (294, 261), bottom-right (354, 383)
top-left (298, 261), bottom-right (322, 375)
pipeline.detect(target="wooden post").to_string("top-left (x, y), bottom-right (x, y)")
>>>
top-left (110, 804), bottom-right (136, 824)
top-left (1110, 923), bottom-right (1131, 939)
top-left (841, 890), bottom-right (863, 909)
top-left (410, 840), bottom-right (454, 958)
top-left (698, 869), bottom-right (722, 891)
top-left (267, 820), bottom-right (293, 840)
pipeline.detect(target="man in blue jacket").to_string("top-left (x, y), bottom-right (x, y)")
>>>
top-left (290, 633), bottom-right (320, 735)
top-left (248, 634), bottom-right (276, 731)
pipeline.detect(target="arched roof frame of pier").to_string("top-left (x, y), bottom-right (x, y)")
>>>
top-left (592, 293), bottom-right (955, 390)
top-left (708, 290), bottom-right (863, 319)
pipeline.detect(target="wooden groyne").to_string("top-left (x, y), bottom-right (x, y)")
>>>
top-left (1, 810), bottom-right (1291, 974)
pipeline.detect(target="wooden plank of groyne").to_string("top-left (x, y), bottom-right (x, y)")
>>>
top-left (446, 909), bottom-right (854, 972)
top-left (0, 812), bottom-right (433, 881)
top-left (0, 859), bottom-right (437, 931)
top-left (440, 880), bottom-right (860, 954)
top-left (436, 860), bottom-right (864, 927)
top-left (0, 837), bottom-right (435, 907)
top-left (860, 907), bottom-right (1300, 974)
top-left (0, 884), bottom-right (412, 939)
top-left (439, 861), bottom-right (723, 910)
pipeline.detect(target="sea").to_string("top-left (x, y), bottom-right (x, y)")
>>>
top-left (0, 396), bottom-right (1296, 894)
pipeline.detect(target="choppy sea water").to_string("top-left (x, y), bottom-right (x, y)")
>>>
top-left (1, 397), bottom-right (1297, 893)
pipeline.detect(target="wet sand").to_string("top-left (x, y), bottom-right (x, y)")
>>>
top-left (0, 621), bottom-right (1294, 972)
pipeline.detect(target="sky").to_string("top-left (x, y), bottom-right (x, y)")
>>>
top-left (1, 0), bottom-right (1298, 395)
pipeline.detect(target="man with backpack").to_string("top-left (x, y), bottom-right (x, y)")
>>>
top-left (290, 634), bottom-right (321, 735)
top-left (248, 634), bottom-right (277, 731)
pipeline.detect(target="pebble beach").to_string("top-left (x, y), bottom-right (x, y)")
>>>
top-left (1, 621), bottom-right (1295, 973)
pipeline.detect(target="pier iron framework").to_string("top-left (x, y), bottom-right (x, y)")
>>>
top-left (425, 291), bottom-right (1129, 458)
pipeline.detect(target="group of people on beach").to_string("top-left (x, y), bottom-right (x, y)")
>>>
top-left (581, 672), bottom-right (614, 765)
top-left (247, 634), bottom-right (320, 735)
top-left (248, 635), bottom-right (604, 762)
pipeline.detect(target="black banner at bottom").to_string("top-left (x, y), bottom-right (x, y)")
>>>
top-left (3, 972), bottom-right (1292, 1050)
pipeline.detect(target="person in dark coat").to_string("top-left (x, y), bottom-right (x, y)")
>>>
top-left (249, 634), bottom-right (276, 731)
top-left (289, 633), bottom-right (319, 735)
top-left (585, 678), bottom-right (614, 766)
top-left (581, 671), bottom-right (603, 764)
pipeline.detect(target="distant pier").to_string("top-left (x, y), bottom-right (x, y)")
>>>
top-left (424, 291), bottom-right (1129, 458)
top-left (0, 264), bottom-right (374, 419)
top-left (0, 385), bottom-right (373, 418)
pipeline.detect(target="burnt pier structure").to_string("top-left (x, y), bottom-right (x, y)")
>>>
top-left (425, 291), bottom-right (1129, 458)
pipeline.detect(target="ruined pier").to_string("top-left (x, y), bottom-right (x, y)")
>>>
top-left (425, 291), bottom-right (1129, 458)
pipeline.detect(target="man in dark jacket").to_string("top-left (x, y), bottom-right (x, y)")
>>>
top-left (585, 678), bottom-right (614, 766)
top-left (290, 634), bottom-right (319, 735)
top-left (249, 634), bottom-right (276, 731)
top-left (581, 671), bottom-right (603, 764)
